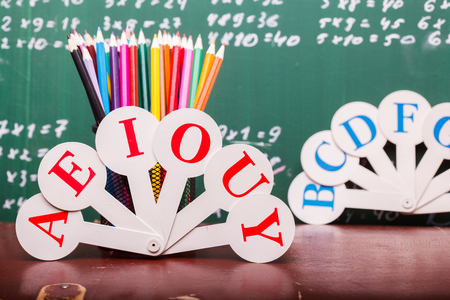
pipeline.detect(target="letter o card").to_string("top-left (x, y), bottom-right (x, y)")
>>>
top-left (153, 109), bottom-right (222, 177)
top-left (16, 194), bottom-right (81, 261)
top-left (226, 194), bottom-right (295, 263)
top-left (288, 172), bottom-right (345, 225)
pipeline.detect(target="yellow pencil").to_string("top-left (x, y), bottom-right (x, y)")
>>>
top-left (151, 34), bottom-right (161, 121)
top-left (158, 30), bottom-right (166, 119)
top-left (193, 41), bottom-right (215, 108)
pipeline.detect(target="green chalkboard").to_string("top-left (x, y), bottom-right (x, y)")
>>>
top-left (1, 0), bottom-right (450, 225)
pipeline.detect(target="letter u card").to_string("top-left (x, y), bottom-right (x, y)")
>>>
top-left (16, 107), bottom-right (295, 263)
top-left (288, 90), bottom-right (450, 224)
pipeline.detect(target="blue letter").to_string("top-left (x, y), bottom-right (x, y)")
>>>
top-left (340, 115), bottom-right (377, 150)
top-left (315, 141), bottom-right (347, 172)
top-left (303, 183), bottom-right (335, 210)
top-left (395, 103), bottom-right (418, 133)
top-left (434, 116), bottom-right (450, 148)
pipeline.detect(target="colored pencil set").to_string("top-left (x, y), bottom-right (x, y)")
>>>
top-left (67, 27), bottom-right (225, 124)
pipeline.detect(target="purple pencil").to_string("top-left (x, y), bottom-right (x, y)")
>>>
top-left (109, 32), bottom-right (120, 111)
top-left (120, 30), bottom-right (130, 107)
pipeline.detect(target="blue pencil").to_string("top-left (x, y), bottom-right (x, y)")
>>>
top-left (96, 27), bottom-right (110, 115)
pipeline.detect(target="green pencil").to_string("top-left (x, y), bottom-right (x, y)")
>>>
top-left (138, 29), bottom-right (151, 111)
top-left (188, 34), bottom-right (203, 108)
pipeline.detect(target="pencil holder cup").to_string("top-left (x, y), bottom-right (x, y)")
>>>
top-left (94, 125), bottom-right (196, 225)
top-left (104, 164), bottom-right (195, 214)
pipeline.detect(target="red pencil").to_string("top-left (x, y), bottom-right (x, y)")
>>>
top-left (129, 33), bottom-right (139, 106)
top-left (167, 32), bottom-right (181, 114)
top-left (178, 34), bottom-right (187, 86)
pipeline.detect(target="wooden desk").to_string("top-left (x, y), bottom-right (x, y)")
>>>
top-left (1, 222), bottom-right (450, 299)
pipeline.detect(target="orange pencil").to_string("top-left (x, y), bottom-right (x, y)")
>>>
top-left (195, 44), bottom-right (224, 111)
top-left (163, 30), bottom-right (171, 109)
top-left (129, 33), bottom-right (139, 106)
top-left (193, 41), bottom-right (215, 108)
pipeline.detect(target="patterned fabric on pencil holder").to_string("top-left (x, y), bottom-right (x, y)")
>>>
top-left (102, 164), bottom-right (195, 225)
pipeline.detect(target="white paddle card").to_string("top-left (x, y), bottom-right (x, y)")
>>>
top-left (331, 101), bottom-right (406, 193)
top-left (165, 144), bottom-right (274, 250)
top-left (18, 108), bottom-right (295, 263)
top-left (290, 90), bottom-right (450, 224)
top-left (152, 109), bottom-right (223, 241)
top-left (95, 106), bottom-right (163, 240)
top-left (16, 194), bottom-right (165, 260)
top-left (164, 194), bottom-right (295, 263)
top-left (288, 172), bottom-right (413, 225)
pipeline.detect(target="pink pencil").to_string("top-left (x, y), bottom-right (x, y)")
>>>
top-left (178, 35), bottom-right (194, 109)
top-left (125, 27), bottom-right (131, 40)
top-left (120, 30), bottom-right (130, 107)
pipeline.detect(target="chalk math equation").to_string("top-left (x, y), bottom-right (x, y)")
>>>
top-left (0, 119), bottom-right (68, 213)
top-left (318, 0), bottom-right (450, 47)
top-left (3, 1), bottom-right (450, 50)
top-left (1, 0), bottom-right (294, 50)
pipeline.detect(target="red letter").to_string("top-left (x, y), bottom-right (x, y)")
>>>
top-left (222, 151), bottom-right (270, 198)
top-left (241, 208), bottom-right (283, 246)
top-left (119, 117), bottom-right (144, 158)
top-left (28, 211), bottom-right (69, 247)
top-left (48, 150), bottom-right (96, 197)
top-left (171, 123), bottom-right (211, 163)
